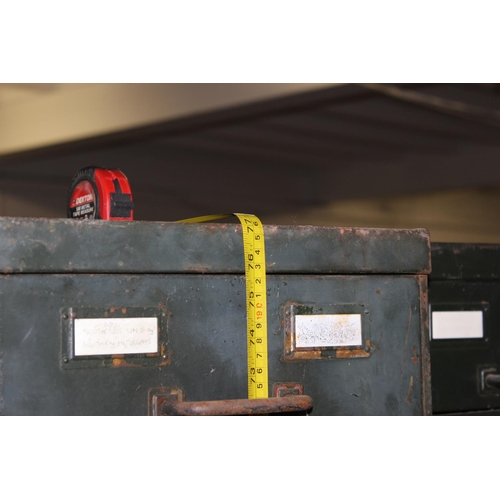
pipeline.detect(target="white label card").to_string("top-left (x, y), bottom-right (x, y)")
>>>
top-left (295, 314), bottom-right (362, 348)
top-left (431, 311), bottom-right (483, 340)
top-left (74, 317), bottom-right (158, 356)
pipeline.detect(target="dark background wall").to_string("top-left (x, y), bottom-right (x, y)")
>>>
top-left (2, 83), bottom-right (500, 242)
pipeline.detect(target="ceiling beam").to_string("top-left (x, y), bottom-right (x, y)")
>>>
top-left (0, 83), bottom-right (336, 157)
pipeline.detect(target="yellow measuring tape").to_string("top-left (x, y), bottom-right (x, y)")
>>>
top-left (177, 213), bottom-right (268, 399)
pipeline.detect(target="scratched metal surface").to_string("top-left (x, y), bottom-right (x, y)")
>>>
top-left (430, 243), bottom-right (500, 281)
top-left (0, 273), bottom-right (428, 415)
top-left (0, 217), bottom-right (430, 275)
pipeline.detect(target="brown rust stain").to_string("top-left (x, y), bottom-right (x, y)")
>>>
top-left (400, 306), bottom-right (413, 382)
top-left (272, 383), bottom-right (304, 398)
top-left (159, 350), bottom-right (174, 367)
top-left (109, 350), bottom-right (173, 368)
top-left (406, 376), bottom-right (414, 404)
top-left (356, 228), bottom-right (373, 237)
top-left (336, 349), bottom-right (370, 359)
top-left (160, 395), bottom-right (313, 416)
top-left (112, 358), bottom-right (137, 368)
top-left (418, 275), bottom-right (432, 415)
top-left (121, 308), bottom-right (127, 314)
top-left (285, 350), bottom-right (321, 361)
top-left (411, 346), bottom-right (419, 365)
top-left (184, 266), bottom-right (212, 273)
top-left (262, 224), bottom-right (281, 235)
top-left (160, 344), bottom-right (169, 357)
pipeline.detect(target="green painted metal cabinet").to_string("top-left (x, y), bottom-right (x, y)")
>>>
top-left (0, 217), bottom-right (431, 415)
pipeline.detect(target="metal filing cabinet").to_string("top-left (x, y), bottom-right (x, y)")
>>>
top-left (0, 217), bottom-right (431, 415)
top-left (429, 243), bottom-right (500, 415)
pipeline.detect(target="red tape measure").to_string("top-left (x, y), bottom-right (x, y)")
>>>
top-left (67, 167), bottom-right (134, 220)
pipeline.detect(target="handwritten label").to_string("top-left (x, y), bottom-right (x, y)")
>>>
top-left (295, 314), bottom-right (362, 347)
top-left (74, 317), bottom-right (158, 356)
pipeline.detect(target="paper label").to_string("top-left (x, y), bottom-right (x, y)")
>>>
top-left (431, 311), bottom-right (483, 340)
top-left (295, 314), bottom-right (362, 347)
top-left (74, 317), bottom-right (158, 356)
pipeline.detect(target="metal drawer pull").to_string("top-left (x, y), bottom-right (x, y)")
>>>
top-left (485, 373), bottom-right (500, 389)
top-left (159, 395), bottom-right (313, 416)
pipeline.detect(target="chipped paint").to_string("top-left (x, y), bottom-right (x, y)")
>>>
top-left (418, 275), bottom-right (432, 415)
top-left (336, 348), bottom-right (371, 359)
top-left (407, 376), bottom-right (414, 404)
top-left (411, 346), bottom-right (419, 365)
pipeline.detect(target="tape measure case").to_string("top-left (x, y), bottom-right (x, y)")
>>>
top-left (0, 217), bottom-right (431, 415)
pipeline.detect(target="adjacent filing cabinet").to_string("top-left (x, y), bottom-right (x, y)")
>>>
top-left (429, 243), bottom-right (500, 415)
top-left (0, 218), bottom-right (431, 415)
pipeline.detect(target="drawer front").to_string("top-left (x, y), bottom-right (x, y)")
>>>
top-left (0, 273), bottom-right (429, 415)
top-left (430, 280), bottom-right (500, 415)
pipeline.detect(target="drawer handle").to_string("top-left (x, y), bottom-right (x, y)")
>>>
top-left (159, 395), bottom-right (313, 416)
top-left (485, 373), bottom-right (500, 389)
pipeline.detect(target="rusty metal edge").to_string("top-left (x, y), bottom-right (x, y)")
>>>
top-left (0, 218), bottom-right (431, 275)
top-left (418, 274), bottom-right (433, 416)
top-left (159, 395), bottom-right (313, 416)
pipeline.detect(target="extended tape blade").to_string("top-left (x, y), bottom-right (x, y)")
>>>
top-left (234, 213), bottom-right (268, 399)
top-left (176, 214), bottom-right (232, 223)
top-left (177, 212), bottom-right (269, 399)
